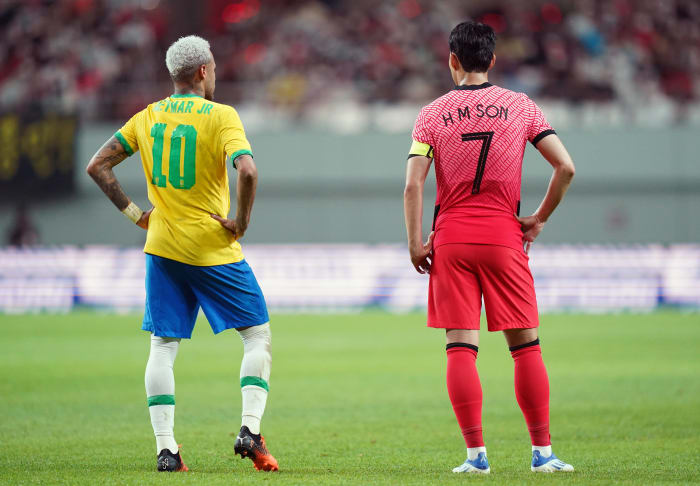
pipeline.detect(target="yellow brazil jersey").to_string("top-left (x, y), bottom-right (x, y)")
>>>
top-left (115, 93), bottom-right (252, 266)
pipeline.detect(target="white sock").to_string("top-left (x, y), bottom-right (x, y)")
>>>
top-left (238, 323), bottom-right (271, 435)
top-left (150, 405), bottom-right (178, 453)
top-left (533, 445), bottom-right (552, 457)
top-left (145, 335), bottom-right (180, 453)
top-left (467, 446), bottom-right (486, 461)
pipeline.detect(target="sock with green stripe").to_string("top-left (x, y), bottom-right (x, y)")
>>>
top-left (238, 323), bottom-right (271, 435)
top-left (145, 335), bottom-right (180, 453)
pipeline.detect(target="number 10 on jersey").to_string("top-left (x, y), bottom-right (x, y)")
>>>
top-left (150, 123), bottom-right (197, 189)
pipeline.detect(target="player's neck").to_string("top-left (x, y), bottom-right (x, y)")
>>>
top-left (454, 72), bottom-right (489, 87)
top-left (173, 83), bottom-right (205, 98)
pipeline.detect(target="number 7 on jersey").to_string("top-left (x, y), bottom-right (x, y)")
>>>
top-left (461, 131), bottom-right (494, 195)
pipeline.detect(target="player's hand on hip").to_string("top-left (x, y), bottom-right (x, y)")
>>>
top-left (136, 208), bottom-right (153, 230)
top-left (210, 213), bottom-right (244, 239)
top-left (410, 231), bottom-right (435, 274)
top-left (516, 214), bottom-right (545, 254)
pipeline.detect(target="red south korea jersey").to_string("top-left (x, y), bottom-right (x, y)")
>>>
top-left (411, 82), bottom-right (555, 252)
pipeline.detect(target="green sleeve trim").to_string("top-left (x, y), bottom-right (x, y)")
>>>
top-left (114, 131), bottom-right (134, 156)
top-left (240, 376), bottom-right (269, 391)
top-left (230, 149), bottom-right (253, 168)
top-left (147, 394), bottom-right (175, 406)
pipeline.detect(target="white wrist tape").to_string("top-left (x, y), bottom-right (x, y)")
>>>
top-left (122, 201), bottom-right (143, 224)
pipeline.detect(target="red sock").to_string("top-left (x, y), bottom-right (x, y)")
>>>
top-left (446, 344), bottom-right (484, 448)
top-left (511, 341), bottom-right (551, 446)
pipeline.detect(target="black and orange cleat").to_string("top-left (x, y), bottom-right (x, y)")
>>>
top-left (157, 447), bottom-right (189, 472)
top-left (234, 426), bottom-right (279, 471)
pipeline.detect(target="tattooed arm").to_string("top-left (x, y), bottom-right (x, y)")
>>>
top-left (86, 136), bottom-right (151, 229)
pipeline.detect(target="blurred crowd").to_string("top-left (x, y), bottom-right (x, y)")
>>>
top-left (1, 0), bottom-right (699, 122)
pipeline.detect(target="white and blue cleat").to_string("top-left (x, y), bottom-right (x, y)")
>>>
top-left (531, 450), bottom-right (574, 472)
top-left (452, 452), bottom-right (491, 474)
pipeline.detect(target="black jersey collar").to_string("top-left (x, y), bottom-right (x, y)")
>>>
top-left (453, 82), bottom-right (492, 91)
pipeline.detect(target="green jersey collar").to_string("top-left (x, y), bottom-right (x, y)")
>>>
top-left (170, 93), bottom-right (203, 98)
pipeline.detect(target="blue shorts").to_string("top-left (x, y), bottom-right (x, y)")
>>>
top-left (142, 254), bottom-right (269, 338)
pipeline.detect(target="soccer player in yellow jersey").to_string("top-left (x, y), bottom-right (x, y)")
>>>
top-left (86, 36), bottom-right (278, 473)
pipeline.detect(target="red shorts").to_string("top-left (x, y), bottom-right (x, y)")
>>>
top-left (428, 243), bottom-right (539, 331)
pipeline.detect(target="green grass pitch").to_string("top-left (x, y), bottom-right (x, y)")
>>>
top-left (1, 312), bottom-right (699, 485)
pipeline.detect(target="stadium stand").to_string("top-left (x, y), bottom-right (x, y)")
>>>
top-left (1, 0), bottom-right (698, 123)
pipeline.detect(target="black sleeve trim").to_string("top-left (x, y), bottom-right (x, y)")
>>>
top-left (531, 129), bottom-right (556, 147)
top-left (509, 338), bottom-right (540, 352)
top-left (446, 342), bottom-right (479, 353)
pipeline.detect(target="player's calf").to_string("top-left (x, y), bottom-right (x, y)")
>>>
top-left (238, 323), bottom-right (271, 435)
top-left (145, 336), bottom-right (180, 457)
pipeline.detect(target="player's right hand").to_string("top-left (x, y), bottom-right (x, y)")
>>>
top-left (136, 208), bottom-right (153, 230)
top-left (410, 231), bottom-right (435, 274)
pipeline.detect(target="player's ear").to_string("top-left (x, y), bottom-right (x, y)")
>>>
top-left (489, 54), bottom-right (496, 70)
top-left (198, 64), bottom-right (207, 80)
top-left (449, 52), bottom-right (461, 71)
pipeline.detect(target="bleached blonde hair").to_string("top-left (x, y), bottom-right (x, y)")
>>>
top-left (165, 35), bottom-right (212, 82)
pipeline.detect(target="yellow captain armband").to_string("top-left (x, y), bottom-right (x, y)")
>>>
top-left (408, 139), bottom-right (433, 159)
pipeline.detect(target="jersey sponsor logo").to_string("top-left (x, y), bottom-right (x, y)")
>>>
top-left (441, 104), bottom-right (508, 126)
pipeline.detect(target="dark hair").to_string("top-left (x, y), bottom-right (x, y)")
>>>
top-left (448, 21), bottom-right (496, 73)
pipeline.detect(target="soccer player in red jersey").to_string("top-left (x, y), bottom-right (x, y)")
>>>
top-left (404, 21), bottom-right (576, 474)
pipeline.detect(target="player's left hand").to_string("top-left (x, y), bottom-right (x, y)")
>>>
top-left (136, 208), bottom-right (153, 230)
top-left (516, 214), bottom-right (545, 254)
top-left (210, 213), bottom-right (244, 239)
top-left (410, 231), bottom-right (434, 274)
